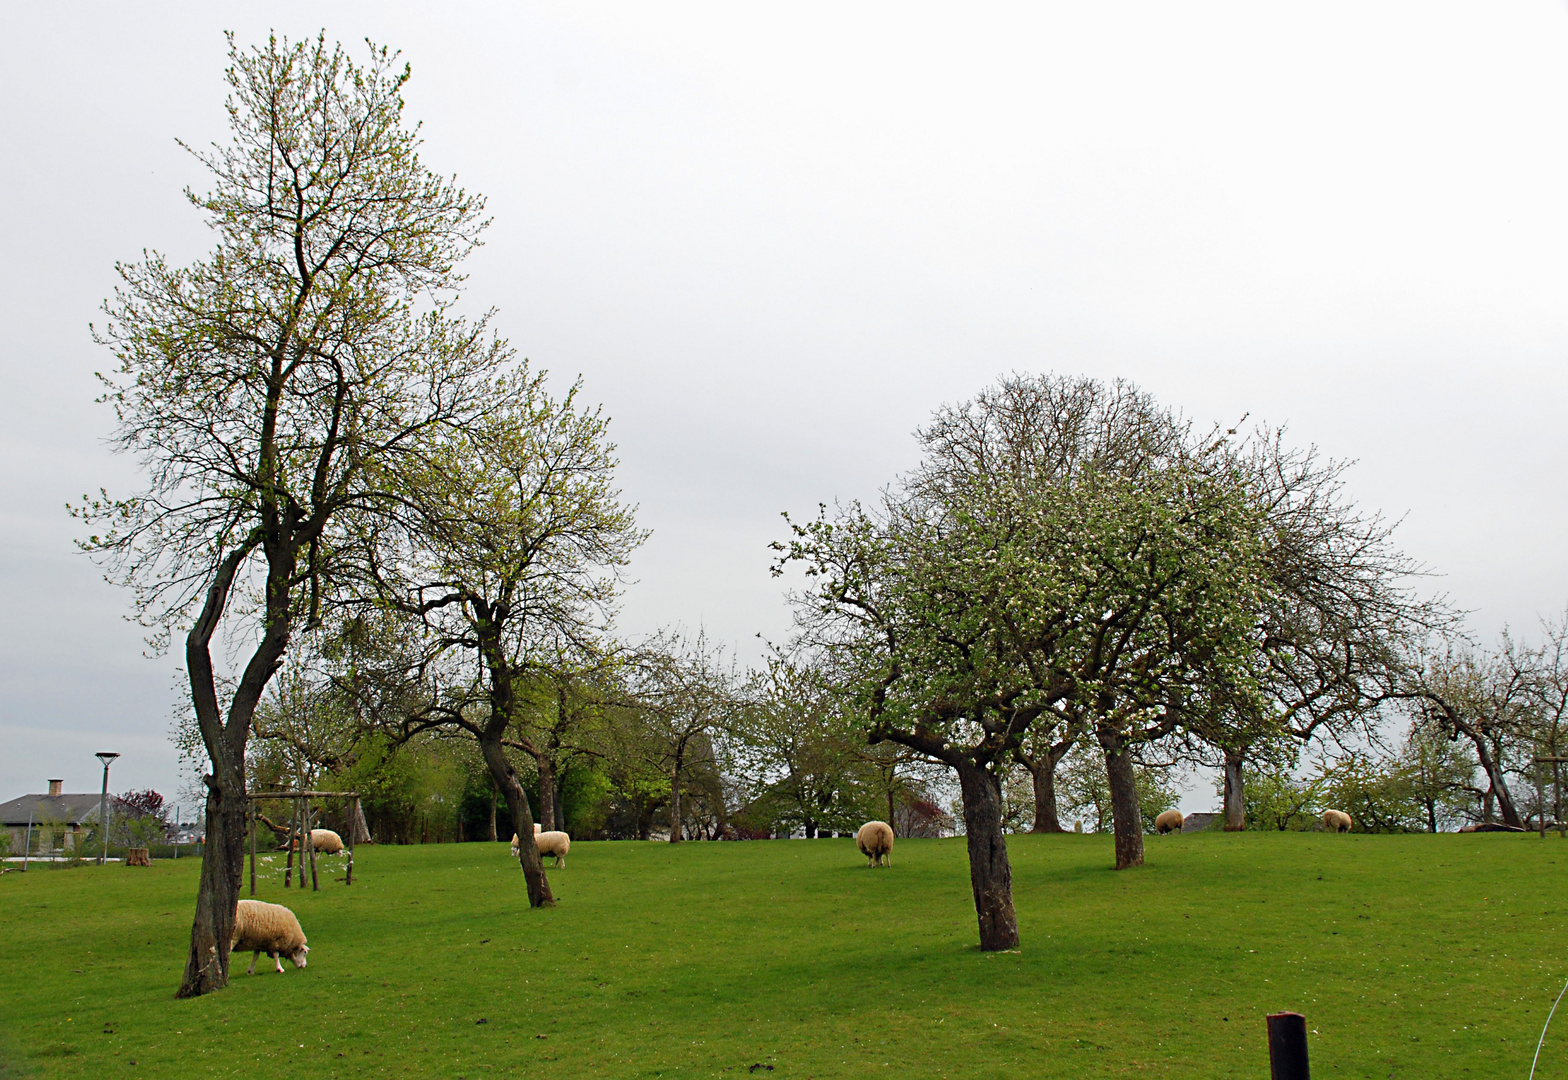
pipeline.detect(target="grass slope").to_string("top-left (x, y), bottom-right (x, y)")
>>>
top-left (1, 832), bottom-right (1565, 1078)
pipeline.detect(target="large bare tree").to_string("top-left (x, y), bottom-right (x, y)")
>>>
top-left (75, 34), bottom-right (502, 996)
top-left (353, 382), bottom-right (644, 904)
top-left (1411, 636), bottom-right (1534, 829)
top-left (621, 631), bottom-right (737, 842)
top-left (1197, 430), bottom-right (1444, 830)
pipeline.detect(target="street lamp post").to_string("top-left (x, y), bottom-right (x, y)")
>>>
top-left (95, 752), bottom-right (119, 866)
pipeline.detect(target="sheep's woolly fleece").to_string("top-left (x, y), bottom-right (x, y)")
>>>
top-left (231, 899), bottom-right (309, 975)
top-left (308, 829), bottom-right (344, 854)
top-left (1322, 809), bottom-right (1353, 833)
top-left (536, 830), bottom-right (570, 867)
top-left (1154, 809), bottom-right (1184, 834)
top-left (856, 821), bottom-right (894, 866)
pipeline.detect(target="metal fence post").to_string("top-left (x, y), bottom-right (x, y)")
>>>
top-left (1267, 1012), bottom-right (1310, 1080)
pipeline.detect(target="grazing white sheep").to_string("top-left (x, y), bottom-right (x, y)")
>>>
top-left (1322, 809), bottom-right (1353, 833)
top-left (509, 823), bottom-right (549, 859)
top-left (308, 828), bottom-right (344, 854)
top-left (856, 821), bottom-right (894, 867)
top-left (231, 899), bottom-right (309, 975)
top-left (1155, 809), bottom-right (1184, 834)
top-left (535, 830), bottom-right (570, 867)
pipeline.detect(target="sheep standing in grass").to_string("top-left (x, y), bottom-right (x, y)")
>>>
top-left (1322, 809), bottom-right (1353, 833)
top-left (535, 830), bottom-right (570, 867)
top-left (308, 828), bottom-right (344, 854)
top-left (856, 821), bottom-right (894, 867)
top-left (1155, 809), bottom-right (1184, 834)
top-left (231, 899), bottom-right (309, 974)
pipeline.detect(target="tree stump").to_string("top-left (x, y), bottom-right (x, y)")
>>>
top-left (125, 847), bottom-right (152, 867)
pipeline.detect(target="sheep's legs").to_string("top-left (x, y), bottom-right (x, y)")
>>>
top-left (246, 952), bottom-right (259, 975)
top-left (272, 952), bottom-right (284, 973)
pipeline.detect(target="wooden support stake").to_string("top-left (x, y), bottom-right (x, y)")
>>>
top-left (1267, 1012), bottom-right (1310, 1080)
top-left (1540, 768), bottom-right (1548, 838)
top-left (284, 797), bottom-right (297, 888)
top-left (346, 797), bottom-right (358, 886)
top-left (306, 797), bottom-right (319, 891)
top-left (249, 800), bottom-right (257, 896)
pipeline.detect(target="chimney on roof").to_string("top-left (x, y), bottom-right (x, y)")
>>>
top-left (47, 779), bottom-right (62, 797)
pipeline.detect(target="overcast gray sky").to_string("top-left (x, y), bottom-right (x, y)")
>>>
top-left (3, 3), bottom-right (1567, 808)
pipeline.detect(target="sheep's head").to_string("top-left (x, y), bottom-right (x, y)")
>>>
top-left (289, 945), bottom-right (310, 969)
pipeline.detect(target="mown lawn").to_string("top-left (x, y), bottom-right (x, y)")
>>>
top-left (0, 831), bottom-right (1565, 1078)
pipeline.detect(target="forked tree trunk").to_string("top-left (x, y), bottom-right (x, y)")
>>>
top-left (177, 546), bottom-right (286, 999)
top-left (1030, 755), bottom-right (1066, 833)
top-left (955, 760), bottom-right (1019, 951)
top-left (1222, 751), bottom-right (1246, 831)
top-left (1099, 729), bottom-right (1144, 870)
top-left (1025, 729), bottom-right (1075, 833)
top-left (1480, 748), bottom-right (1522, 829)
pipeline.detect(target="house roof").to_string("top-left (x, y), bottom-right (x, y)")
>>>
top-left (1180, 812), bottom-right (1221, 833)
top-left (0, 793), bottom-right (103, 827)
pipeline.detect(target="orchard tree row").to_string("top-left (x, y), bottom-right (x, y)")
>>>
top-left (78, 33), bottom-right (1562, 993)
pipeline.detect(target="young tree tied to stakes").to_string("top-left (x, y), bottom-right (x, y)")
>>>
top-left (75, 34), bottom-right (505, 996)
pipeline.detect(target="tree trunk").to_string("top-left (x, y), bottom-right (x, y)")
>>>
top-left (538, 759), bottom-right (558, 832)
top-left (486, 792), bottom-right (497, 843)
top-left (668, 758), bottom-right (683, 843)
top-left (178, 545), bottom-right (282, 999)
top-left (1028, 732), bottom-right (1074, 833)
top-left (1100, 730), bottom-right (1144, 870)
top-left (477, 731), bottom-right (553, 907)
top-left (1474, 739), bottom-right (1522, 828)
top-left (555, 784), bottom-right (566, 837)
top-left (176, 771), bottom-right (245, 997)
top-left (955, 760), bottom-right (1019, 951)
top-left (1222, 750), bottom-right (1246, 831)
top-left (1029, 757), bottom-right (1066, 833)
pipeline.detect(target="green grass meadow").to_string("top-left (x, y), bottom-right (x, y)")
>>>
top-left (1, 832), bottom-right (1566, 1078)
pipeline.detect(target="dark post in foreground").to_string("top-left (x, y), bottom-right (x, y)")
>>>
top-left (1266, 1012), bottom-right (1309, 1080)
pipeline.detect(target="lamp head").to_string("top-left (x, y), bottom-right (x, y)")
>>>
top-left (96, 752), bottom-right (119, 768)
